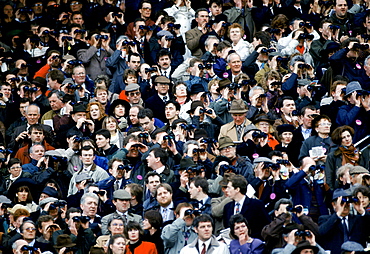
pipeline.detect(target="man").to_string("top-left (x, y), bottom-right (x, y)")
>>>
top-left (247, 86), bottom-right (278, 121)
top-left (19, 220), bottom-right (54, 252)
top-left (30, 77), bottom-right (51, 116)
top-left (219, 99), bottom-right (254, 142)
top-left (95, 129), bottom-right (124, 161)
top-left (145, 75), bottom-right (172, 122)
top-left (125, 1), bottom-right (155, 40)
top-left (318, 188), bottom-right (369, 254)
top-left (179, 214), bottom-right (229, 254)
top-left (128, 105), bottom-right (144, 129)
top-left (155, 183), bottom-right (175, 223)
top-left (5, 98), bottom-right (30, 144)
top-left (184, 58), bottom-right (210, 92)
top-left (125, 83), bottom-right (143, 106)
top-left (47, 69), bottom-right (64, 92)
top-left (80, 193), bottom-right (101, 236)
top-left (101, 189), bottom-right (141, 234)
top-left (71, 65), bottom-right (95, 94)
top-left (164, 100), bottom-right (180, 127)
top-left (143, 171), bottom-right (162, 212)
top-left (65, 103), bottom-right (95, 138)
top-left (36, 215), bottom-right (59, 245)
top-left (146, 147), bottom-right (175, 183)
top-left (186, 8), bottom-right (209, 58)
top-left (278, 96), bottom-right (299, 127)
top-left (156, 49), bottom-right (175, 79)
top-left (33, 51), bottom-right (62, 79)
top-left (67, 146), bottom-right (109, 196)
top-left (223, 174), bottom-right (270, 239)
top-left (138, 108), bottom-right (158, 135)
top-left (330, 0), bottom-right (354, 38)
top-left (9, 104), bottom-right (53, 151)
top-left (188, 176), bottom-right (212, 215)
top-left (162, 203), bottom-right (198, 254)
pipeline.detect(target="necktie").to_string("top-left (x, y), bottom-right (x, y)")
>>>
top-left (342, 217), bottom-right (349, 242)
top-left (297, 7), bottom-right (301, 13)
top-left (163, 96), bottom-right (168, 103)
top-left (235, 202), bottom-right (240, 214)
top-left (114, 181), bottom-right (119, 191)
top-left (201, 243), bottom-right (206, 254)
top-left (261, 62), bottom-right (265, 70)
top-left (164, 71), bottom-right (167, 77)
top-left (184, 230), bottom-right (190, 245)
top-left (236, 125), bottom-right (242, 139)
top-left (198, 200), bottom-right (203, 209)
top-left (162, 208), bottom-right (168, 221)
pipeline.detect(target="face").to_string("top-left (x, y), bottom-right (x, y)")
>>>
top-left (81, 197), bottom-right (98, 217)
top-left (1, 85), bottom-right (11, 99)
top-left (301, 109), bottom-right (317, 129)
top-left (209, 2), bottom-right (222, 16)
top-left (14, 239), bottom-right (29, 254)
top-left (96, 134), bottom-right (109, 149)
top-left (72, 112), bottom-right (86, 123)
top-left (128, 56), bottom-right (141, 70)
top-left (156, 186), bottom-right (172, 206)
top-left (29, 129), bottom-right (44, 143)
top-left (127, 90), bottom-right (141, 104)
top-left (72, 14), bottom-right (84, 24)
top-left (220, 145), bottom-right (236, 159)
top-left (195, 221), bottom-right (213, 241)
top-left (140, 2), bottom-right (152, 18)
top-left (228, 54), bottom-right (242, 74)
top-left (146, 151), bottom-right (158, 169)
top-left (110, 237), bottom-right (126, 254)
top-left (80, 149), bottom-right (95, 166)
top-left (195, 11), bottom-right (209, 26)
top-left (15, 216), bottom-right (27, 229)
top-left (165, 103), bottom-right (178, 120)
top-left (226, 182), bottom-right (238, 200)
top-left (315, 119), bottom-right (331, 135)
top-left (17, 189), bottom-right (28, 202)
top-left (48, 93), bottom-right (64, 111)
top-left (89, 105), bottom-right (101, 120)
top-left (341, 130), bottom-right (352, 147)
top-left (258, 121), bottom-right (270, 134)
top-left (142, 217), bottom-right (152, 230)
top-left (129, 107), bottom-right (139, 125)
top-left (280, 99), bottom-right (296, 115)
top-left (113, 199), bottom-right (130, 213)
top-left (335, 0), bottom-right (348, 18)
top-left (139, 116), bottom-right (154, 132)
top-left (39, 220), bottom-right (53, 238)
top-left (231, 113), bottom-right (246, 125)
top-left (70, 0), bottom-right (82, 12)
top-left (234, 222), bottom-right (248, 239)
top-left (158, 55), bottom-right (171, 69)
top-left (210, 82), bottom-right (219, 94)
top-left (229, 27), bottom-right (242, 42)
top-left (96, 91), bottom-right (108, 105)
top-left (22, 222), bottom-right (37, 241)
top-left (3, 5), bottom-right (13, 16)
top-left (106, 118), bottom-right (117, 131)
top-left (128, 228), bottom-right (140, 241)
top-left (300, 250), bottom-right (315, 254)
top-left (26, 105), bottom-right (40, 125)
top-left (155, 83), bottom-right (170, 96)
top-left (188, 182), bottom-right (200, 199)
top-left (109, 219), bottom-right (124, 235)
top-left (357, 192), bottom-right (370, 208)
top-left (175, 84), bottom-right (187, 97)
top-left (72, 67), bottom-right (86, 84)
top-left (281, 132), bottom-right (293, 144)
top-left (30, 145), bottom-right (45, 161)
top-left (9, 163), bottom-right (22, 178)
top-left (146, 175), bottom-right (161, 194)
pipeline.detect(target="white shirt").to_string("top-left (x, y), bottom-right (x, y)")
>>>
top-left (155, 165), bottom-right (166, 175)
top-left (234, 195), bottom-right (246, 214)
top-left (198, 238), bottom-right (212, 253)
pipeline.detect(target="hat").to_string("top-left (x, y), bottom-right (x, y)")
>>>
top-left (290, 55), bottom-right (305, 66)
top-left (157, 30), bottom-right (173, 38)
top-left (113, 189), bottom-right (131, 200)
top-left (276, 124), bottom-right (295, 136)
top-left (252, 114), bottom-right (274, 125)
top-left (320, 42), bottom-right (340, 57)
top-left (212, 156), bottom-right (232, 171)
top-left (291, 241), bottom-right (319, 254)
top-left (193, 129), bottom-right (208, 140)
top-left (189, 83), bottom-right (205, 95)
top-left (218, 136), bottom-right (235, 150)
top-left (108, 99), bottom-right (131, 117)
top-left (349, 166), bottom-right (369, 175)
top-left (32, 76), bottom-right (47, 88)
top-left (71, 103), bottom-right (87, 114)
top-left (39, 197), bottom-right (58, 207)
top-left (7, 204), bottom-right (30, 214)
top-left (179, 157), bottom-right (196, 170)
top-left (0, 195), bottom-right (11, 204)
top-left (332, 188), bottom-right (352, 201)
top-left (345, 81), bottom-right (362, 97)
top-left (54, 234), bottom-right (76, 249)
top-left (219, 172), bottom-right (236, 187)
top-left (253, 157), bottom-right (273, 164)
top-left (62, 78), bottom-right (74, 85)
top-left (217, 78), bottom-right (231, 92)
top-left (63, 55), bottom-right (76, 61)
top-left (155, 75), bottom-right (171, 84)
top-left (282, 222), bottom-right (302, 235)
top-left (41, 186), bottom-right (59, 198)
top-left (297, 79), bottom-right (312, 87)
top-left (125, 83), bottom-right (140, 92)
top-left (228, 99), bottom-right (248, 114)
top-left (187, 100), bottom-right (204, 114)
top-left (341, 241), bottom-right (364, 252)
top-left (7, 178), bottom-right (37, 201)
top-left (75, 173), bottom-right (92, 183)
top-left (94, 235), bottom-right (110, 248)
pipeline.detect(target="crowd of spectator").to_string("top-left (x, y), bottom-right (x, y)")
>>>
top-left (2, 0), bottom-right (370, 253)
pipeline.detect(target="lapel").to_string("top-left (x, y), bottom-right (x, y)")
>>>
top-left (240, 196), bottom-right (250, 214)
top-left (348, 214), bottom-right (355, 233)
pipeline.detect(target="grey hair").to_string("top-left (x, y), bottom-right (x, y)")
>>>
top-left (364, 55), bottom-right (370, 67)
top-left (205, 36), bottom-right (219, 49)
top-left (183, 140), bottom-right (199, 154)
top-left (26, 104), bottom-right (41, 115)
top-left (81, 192), bottom-right (99, 205)
top-left (227, 52), bottom-right (241, 63)
top-left (29, 143), bottom-right (44, 154)
top-left (116, 35), bottom-right (130, 45)
top-left (336, 163), bottom-right (355, 179)
top-left (248, 85), bottom-right (264, 98)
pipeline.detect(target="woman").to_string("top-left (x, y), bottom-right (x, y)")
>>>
top-left (173, 82), bottom-right (189, 105)
top-left (142, 210), bottom-right (164, 253)
top-left (103, 116), bottom-right (124, 149)
top-left (124, 221), bottom-right (157, 254)
top-left (229, 214), bottom-right (265, 254)
top-left (353, 185), bottom-right (370, 212)
top-left (207, 79), bottom-right (221, 103)
top-left (108, 99), bottom-right (131, 131)
top-left (275, 124), bottom-right (299, 166)
top-left (228, 23), bottom-right (252, 61)
top-left (326, 125), bottom-right (370, 190)
top-left (87, 101), bottom-right (107, 131)
top-left (253, 114), bottom-right (279, 150)
top-left (13, 185), bottom-right (38, 213)
top-left (261, 71), bottom-right (285, 109)
top-left (97, 217), bottom-right (125, 253)
top-left (298, 115), bottom-right (336, 164)
top-left (107, 234), bottom-right (126, 254)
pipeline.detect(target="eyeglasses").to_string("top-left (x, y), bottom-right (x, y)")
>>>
top-left (176, 86), bottom-right (187, 90)
top-left (319, 122), bottom-right (332, 127)
top-left (74, 72), bottom-right (85, 76)
top-left (34, 3), bottom-right (43, 6)
top-left (221, 145), bottom-right (235, 150)
top-left (70, 2), bottom-right (81, 5)
top-left (128, 91), bottom-right (140, 97)
top-left (10, 166), bottom-right (22, 170)
top-left (142, 7), bottom-right (151, 10)
top-left (112, 223), bottom-right (124, 227)
top-left (25, 227), bottom-right (36, 232)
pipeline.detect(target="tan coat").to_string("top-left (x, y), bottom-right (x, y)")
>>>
top-left (218, 119), bottom-right (255, 142)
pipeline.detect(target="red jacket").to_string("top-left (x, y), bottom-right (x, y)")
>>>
top-left (15, 141), bottom-right (55, 165)
top-left (125, 241), bottom-right (157, 254)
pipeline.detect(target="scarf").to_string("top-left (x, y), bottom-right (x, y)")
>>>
top-left (339, 145), bottom-right (359, 165)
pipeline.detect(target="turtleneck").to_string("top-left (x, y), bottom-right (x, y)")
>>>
top-left (129, 239), bottom-right (142, 253)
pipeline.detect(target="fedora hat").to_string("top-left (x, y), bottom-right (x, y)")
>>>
top-left (54, 234), bottom-right (76, 249)
top-left (229, 99), bottom-right (248, 114)
top-left (71, 103), bottom-right (87, 114)
top-left (218, 136), bottom-right (235, 150)
top-left (216, 78), bottom-right (231, 92)
top-left (291, 241), bottom-right (319, 254)
top-left (252, 114), bottom-right (274, 125)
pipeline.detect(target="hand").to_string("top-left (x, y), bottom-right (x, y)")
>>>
top-left (352, 92), bottom-right (361, 107)
top-left (353, 198), bottom-right (365, 215)
top-left (294, 205), bottom-right (304, 217)
top-left (335, 196), bottom-right (346, 217)
top-left (361, 95), bottom-right (370, 111)
top-left (116, 12), bottom-right (125, 24)
top-left (287, 229), bottom-right (298, 245)
top-left (305, 230), bottom-right (316, 245)
top-left (85, 120), bottom-right (95, 132)
top-left (261, 97), bottom-right (268, 112)
top-left (36, 157), bottom-right (47, 168)
top-left (76, 180), bottom-right (87, 191)
top-left (222, 87), bottom-right (230, 99)
top-left (107, 12), bottom-right (114, 23)
top-left (254, 162), bottom-right (266, 179)
top-left (16, 131), bottom-right (28, 142)
top-left (180, 171), bottom-right (189, 188)
top-left (155, 15), bottom-right (164, 26)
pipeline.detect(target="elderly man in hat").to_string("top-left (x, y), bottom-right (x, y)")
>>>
top-left (30, 77), bottom-right (51, 116)
top-left (184, 57), bottom-right (211, 92)
top-left (318, 188), bottom-right (370, 254)
top-left (219, 99), bottom-right (255, 142)
top-left (125, 83), bottom-right (143, 106)
top-left (65, 103), bottom-right (95, 138)
top-left (337, 81), bottom-right (370, 143)
top-left (145, 75), bottom-right (172, 122)
top-left (210, 78), bottom-right (238, 123)
top-left (101, 189), bottom-right (142, 235)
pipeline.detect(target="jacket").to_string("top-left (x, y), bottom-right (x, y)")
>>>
top-left (218, 119), bottom-right (255, 142)
top-left (224, 7), bottom-right (255, 41)
top-left (185, 27), bottom-right (204, 58)
top-left (229, 238), bottom-right (264, 254)
top-left (298, 135), bottom-right (336, 162)
top-left (179, 235), bottom-right (230, 254)
top-left (125, 240), bottom-right (158, 254)
top-left (101, 211), bottom-right (142, 235)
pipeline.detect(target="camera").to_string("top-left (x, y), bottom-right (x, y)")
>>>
top-left (199, 108), bottom-right (212, 114)
top-left (163, 135), bottom-right (174, 141)
top-left (165, 35), bottom-right (175, 40)
top-left (222, 22), bottom-right (232, 27)
top-left (198, 64), bottom-right (205, 70)
top-left (19, 7), bottom-right (33, 13)
top-left (184, 209), bottom-right (202, 217)
top-left (0, 148), bottom-right (13, 154)
top-left (219, 164), bottom-right (236, 175)
top-left (268, 28), bottom-right (281, 34)
top-left (131, 144), bottom-right (144, 148)
top-left (30, 37), bottom-right (41, 43)
top-left (51, 55), bottom-right (60, 60)
top-left (298, 63), bottom-right (311, 69)
top-left (74, 29), bottom-right (86, 34)
top-left (295, 230), bottom-right (311, 237)
top-left (260, 48), bottom-right (276, 54)
top-left (62, 36), bottom-right (73, 41)
top-left (48, 155), bottom-right (68, 163)
top-left (93, 190), bottom-right (106, 196)
top-left (10, 77), bottom-right (20, 82)
top-left (308, 164), bottom-right (325, 172)
top-left (49, 200), bottom-right (67, 210)
top-left (123, 40), bottom-right (137, 47)
top-left (139, 25), bottom-right (149, 30)
top-left (59, 29), bottom-right (69, 34)
top-left (112, 13), bottom-right (122, 18)
top-left (68, 60), bottom-right (83, 66)
top-left (138, 132), bottom-right (149, 139)
top-left (67, 84), bottom-right (81, 89)
top-left (186, 165), bottom-right (205, 176)
top-left (352, 43), bottom-right (369, 51)
top-left (204, 62), bottom-right (213, 69)
top-left (167, 23), bottom-right (181, 29)
top-left (72, 215), bottom-right (90, 223)
top-left (319, 0), bottom-right (333, 5)
top-left (95, 35), bottom-right (108, 40)
top-left (42, 30), bottom-right (57, 36)
top-left (74, 136), bottom-right (88, 142)
top-left (306, 85), bottom-right (318, 92)
top-left (201, 138), bottom-right (217, 144)
top-left (179, 123), bottom-right (196, 130)
top-left (227, 82), bottom-right (242, 90)
top-left (21, 63), bottom-right (31, 68)
top-left (145, 67), bottom-right (158, 73)
top-left (252, 130), bottom-right (268, 139)
top-left (257, 93), bottom-right (267, 99)
top-left (1, 203), bottom-right (13, 209)
top-left (193, 148), bottom-right (206, 153)
top-left (299, 22), bottom-right (313, 29)
top-left (263, 162), bottom-right (280, 170)
top-left (276, 159), bottom-right (289, 165)
top-left (117, 164), bottom-right (132, 171)
top-left (292, 110), bottom-right (299, 116)
top-left (329, 24), bottom-right (340, 30)
top-left (341, 196), bottom-right (359, 204)
top-left (276, 56), bottom-right (289, 63)
top-left (23, 86), bottom-right (38, 93)
top-left (241, 79), bottom-right (256, 86)
top-left (356, 90), bottom-right (370, 97)
top-left (298, 33), bottom-right (314, 40)
top-left (270, 81), bottom-right (282, 88)
top-left (21, 245), bottom-right (38, 253)
top-left (287, 206), bottom-right (303, 213)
